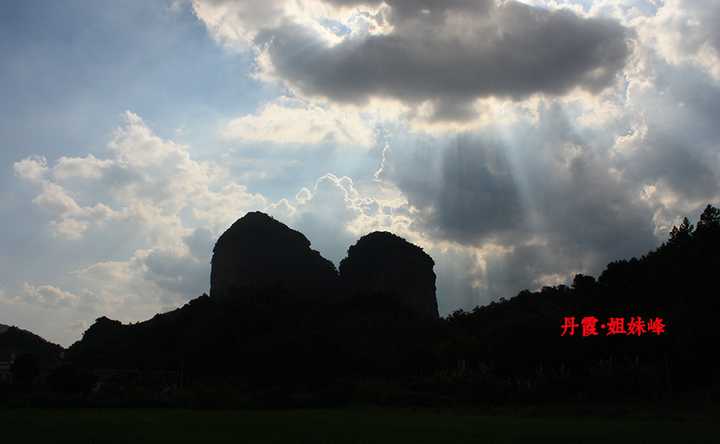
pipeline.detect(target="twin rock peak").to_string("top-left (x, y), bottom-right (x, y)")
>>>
top-left (210, 211), bottom-right (439, 320)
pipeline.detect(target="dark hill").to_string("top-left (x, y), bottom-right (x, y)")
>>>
top-left (340, 231), bottom-right (438, 320)
top-left (444, 204), bottom-right (720, 399)
top-left (68, 296), bottom-right (229, 372)
top-left (0, 325), bottom-right (63, 368)
top-left (210, 211), bottom-right (339, 301)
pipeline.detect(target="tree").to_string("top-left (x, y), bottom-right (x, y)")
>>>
top-left (572, 274), bottom-right (596, 293)
top-left (696, 204), bottom-right (720, 235)
top-left (669, 217), bottom-right (694, 244)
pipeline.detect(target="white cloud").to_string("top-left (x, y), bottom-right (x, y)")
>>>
top-left (1, 282), bottom-right (99, 316)
top-left (191, 0), bottom-right (288, 49)
top-left (191, 0), bottom-right (382, 50)
top-left (71, 249), bottom-right (207, 319)
top-left (15, 111), bottom-right (268, 243)
top-left (21, 283), bottom-right (80, 308)
top-left (636, 0), bottom-right (720, 80)
top-left (32, 182), bottom-right (83, 214)
top-left (14, 156), bottom-right (48, 182)
top-left (223, 97), bottom-right (375, 147)
top-left (53, 155), bottom-right (112, 180)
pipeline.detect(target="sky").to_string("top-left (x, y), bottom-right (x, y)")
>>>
top-left (1, 0), bottom-right (719, 346)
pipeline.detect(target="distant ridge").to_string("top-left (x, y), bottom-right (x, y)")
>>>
top-left (0, 325), bottom-right (63, 367)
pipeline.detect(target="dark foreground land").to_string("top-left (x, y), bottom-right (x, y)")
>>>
top-left (0, 406), bottom-right (717, 444)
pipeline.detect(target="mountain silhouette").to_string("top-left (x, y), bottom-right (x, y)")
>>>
top-left (340, 231), bottom-right (438, 320)
top-left (210, 211), bottom-right (339, 301)
top-left (66, 213), bottom-right (442, 391)
top-left (0, 325), bottom-right (63, 369)
top-left (8, 206), bottom-right (720, 407)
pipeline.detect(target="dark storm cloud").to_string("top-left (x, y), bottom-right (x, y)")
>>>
top-left (383, 102), bottom-right (658, 300)
top-left (258, 0), bottom-right (630, 120)
top-left (377, 131), bottom-right (529, 245)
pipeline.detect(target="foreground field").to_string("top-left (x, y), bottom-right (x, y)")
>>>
top-left (0, 407), bottom-right (717, 443)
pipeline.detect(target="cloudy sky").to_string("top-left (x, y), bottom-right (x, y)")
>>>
top-left (1, 0), bottom-right (719, 346)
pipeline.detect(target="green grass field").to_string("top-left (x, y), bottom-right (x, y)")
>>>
top-left (0, 407), bottom-right (717, 443)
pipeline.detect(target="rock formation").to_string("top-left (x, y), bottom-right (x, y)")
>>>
top-left (69, 216), bottom-right (441, 376)
top-left (210, 211), bottom-right (339, 300)
top-left (339, 231), bottom-right (439, 320)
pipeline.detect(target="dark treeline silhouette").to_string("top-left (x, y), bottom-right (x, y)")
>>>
top-left (2, 206), bottom-right (720, 407)
top-left (442, 205), bottom-right (720, 404)
top-left (0, 325), bottom-right (64, 399)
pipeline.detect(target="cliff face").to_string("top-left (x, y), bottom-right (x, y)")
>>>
top-left (339, 231), bottom-right (439, 320)
top-left (210, 212), bottom-right (339, 300)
